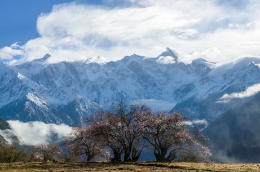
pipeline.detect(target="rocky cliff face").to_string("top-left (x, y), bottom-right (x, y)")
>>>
top-left (0, 118), bottom-right (19, 145)
top-left (0, 118), bottom-right (9, 144)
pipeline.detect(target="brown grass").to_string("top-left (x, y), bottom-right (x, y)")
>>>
top-left (0, 162), bottom-right (260, 172)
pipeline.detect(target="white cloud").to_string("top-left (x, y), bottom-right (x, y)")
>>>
top-left (217, 83), bottom-right (260, 103)
top-left (185, 119), bottom-right (208, 126)
top-left (157, 56), bottom-right (176, 64)
top-left (0, 46), bottom-right (23, 60)
top-left (7, 120), bottom-right (72, 145)
top-left (2, 0), bottom-right (260, 64)
top-left (237, 41), bottom-right (260, 47)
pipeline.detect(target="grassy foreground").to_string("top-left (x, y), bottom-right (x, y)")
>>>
top-left (0, 162), bottom-right (260, 172)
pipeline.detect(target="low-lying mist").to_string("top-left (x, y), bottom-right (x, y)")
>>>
top-left (7, 120), bottom-right (72, 145)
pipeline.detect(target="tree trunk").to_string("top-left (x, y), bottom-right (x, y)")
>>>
top-left (155, 154), bottom-right (167, 162)
top-left (86, 153), bottom-right (93, 162)
top-left (154, 147), bottom-right (168, 162)
top-left (131, 148), bottom-right (142, 162)
top-left (123, 152), bottom-right (130, 162)
top-left (111, 149), bottom-right (121, 162)
top-left (123, 148), bottom-right (132, 162)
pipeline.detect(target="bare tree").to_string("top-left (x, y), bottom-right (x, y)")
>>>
top-left (88, 102), bottom-right (149, 162)
top-left (180, 126), bottom-right (211, 162)
top-left (142, 111), bottom-right (211, 162)
top-left (65, 125), bottom-right (110, 162)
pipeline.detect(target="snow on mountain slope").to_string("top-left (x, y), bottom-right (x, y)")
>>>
top-left (1, 49), bottom-right (260, 125)
top-left (0, 62), bottom-right (31, 109)
top-left (173, 57), bottom-right (260, 120)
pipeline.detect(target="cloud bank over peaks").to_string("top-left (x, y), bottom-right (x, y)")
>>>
top-left (1, 0), bottom-right (260, 65)
top-left (217, 83), bottom-right (260, 103)
top-left (8, 120), bottom-right (72, 145)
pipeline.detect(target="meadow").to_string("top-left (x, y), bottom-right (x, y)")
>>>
top-left (0, 162), bottom-right (260, 172)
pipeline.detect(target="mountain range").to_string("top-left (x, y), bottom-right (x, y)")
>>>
top-left (1, 48), bottom-right (260, 162)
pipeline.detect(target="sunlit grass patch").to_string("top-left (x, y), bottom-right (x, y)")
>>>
top-left (1, 162), bottom-right (260, 172)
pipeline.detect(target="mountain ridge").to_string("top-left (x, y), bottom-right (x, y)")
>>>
top-left (1, 49), bottom-right (260, 126)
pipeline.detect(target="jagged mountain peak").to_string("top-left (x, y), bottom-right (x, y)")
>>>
top-left (159, 47), bottom-right (178, 59)
top-left (32, 54), bottom-right (51, 63)
top-left (156, 48), bottom-right (178, 64)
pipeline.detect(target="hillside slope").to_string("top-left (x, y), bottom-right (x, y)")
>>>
top-left (0, 118), bottom-right (20, 145)
top-left (204, 92), bottom-right (260, 163)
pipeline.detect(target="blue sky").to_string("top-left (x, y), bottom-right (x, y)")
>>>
top-left (0, 0), bottom-right (260, 64)
top-left (0, 0), bottom-right (103, 47)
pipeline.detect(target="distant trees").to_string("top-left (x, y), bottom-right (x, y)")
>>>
top-left (64, 102), bottom-right (211, 162)
top-left (34, 143), bottom-right (62, 162)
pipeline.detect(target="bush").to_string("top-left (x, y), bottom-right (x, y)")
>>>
top-left (34, 143), bottom-right (63, 162)
top-left (0, 143), bottom-right (31, 163)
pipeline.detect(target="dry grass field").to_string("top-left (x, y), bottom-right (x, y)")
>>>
top-left (0, 162), bottom-right (260, 172)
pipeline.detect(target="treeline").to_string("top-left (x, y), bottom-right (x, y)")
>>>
top-left (0, 102), bottom-right (211, 163)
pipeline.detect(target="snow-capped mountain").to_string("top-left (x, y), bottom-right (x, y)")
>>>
top-left (1, 48), bottom-right (260, 126)
top-left (173, 57), bottom-right (260, 120)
